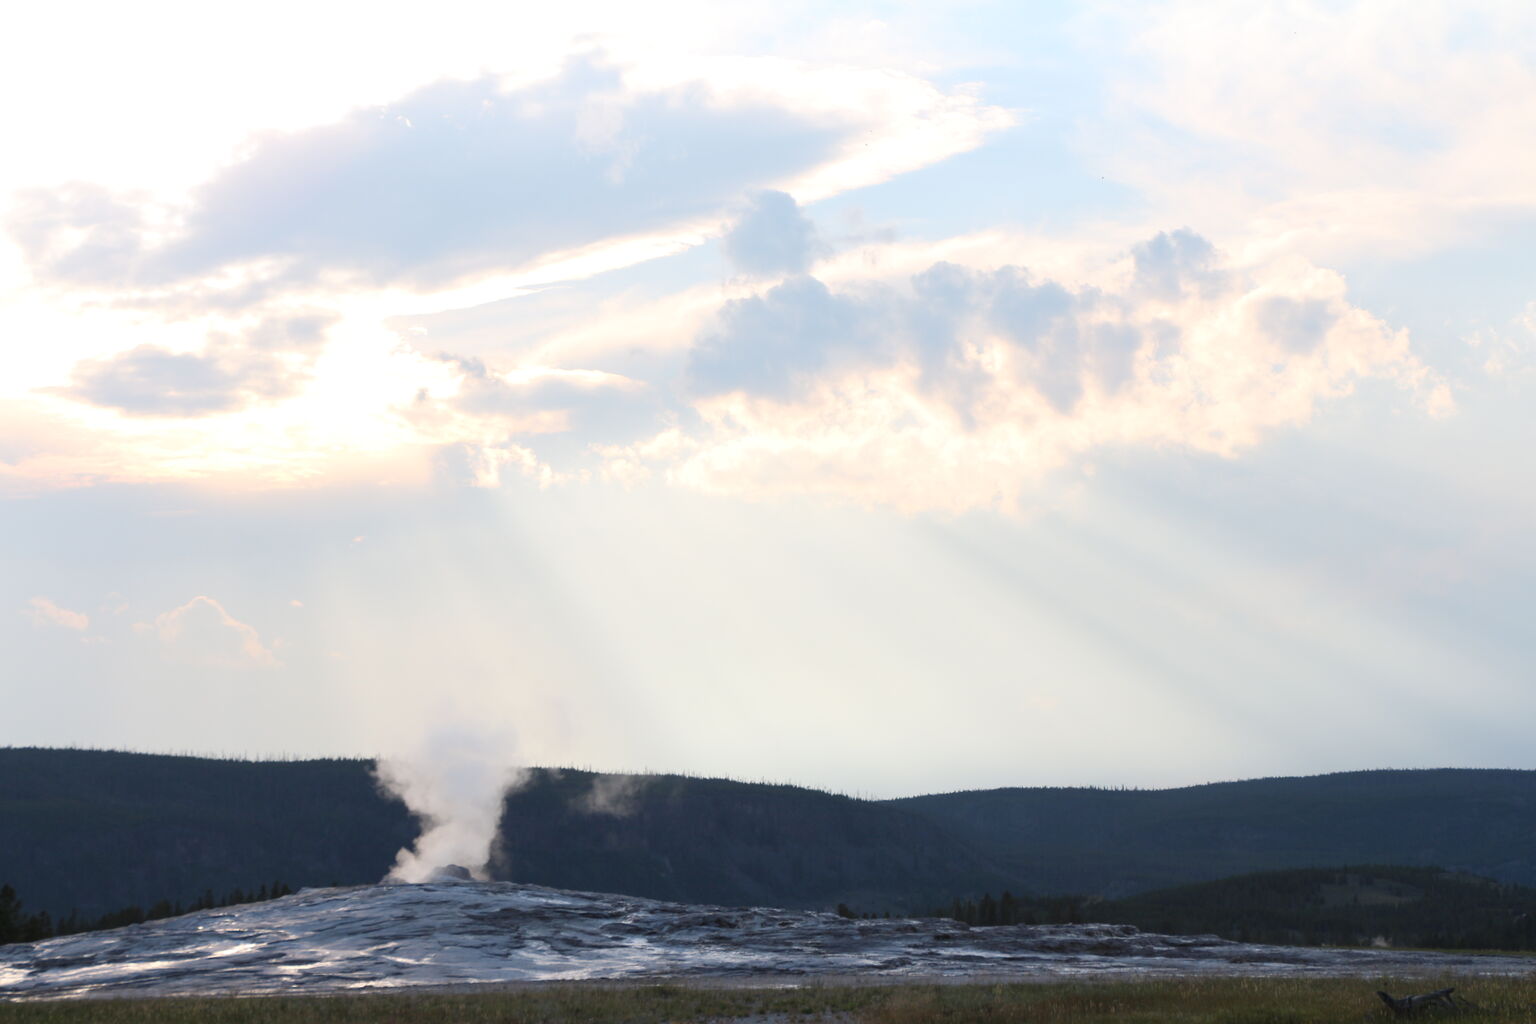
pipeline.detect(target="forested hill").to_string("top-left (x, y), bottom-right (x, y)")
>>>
top-left (0, 748), bottom-right (1017, 920)
top-left (4, 749), bottom-right (1536, 924)
top-left (0, 749), bottom-right (416, 921)
top-left (893, 769), bottom-right (1536, 897)
top-left (1092, 865), bottom-right (1536, 950)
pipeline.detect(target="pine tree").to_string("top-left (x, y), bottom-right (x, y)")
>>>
top-left (0, 884), bottom-right (21, 943)
top-left (22, 910), bottom-right (53, 942)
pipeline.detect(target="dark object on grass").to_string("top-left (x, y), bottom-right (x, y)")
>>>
top-left (1376, 987), bottom-right (1466, 1016)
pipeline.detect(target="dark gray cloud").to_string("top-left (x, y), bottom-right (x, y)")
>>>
top-left (12, 55), bottom-right (853, 297)
top-left (721, 191), bottom-right (825, 276)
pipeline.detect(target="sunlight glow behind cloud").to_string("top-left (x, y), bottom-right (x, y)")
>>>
top-left (4, 1), bottom-right (1535, 793)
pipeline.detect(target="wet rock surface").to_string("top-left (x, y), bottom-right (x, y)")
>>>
top-left (3, 881), bottom-right (1533, 999)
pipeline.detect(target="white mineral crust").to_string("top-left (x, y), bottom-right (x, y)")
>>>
top-left (3, 881), bottom-right (1533, 999)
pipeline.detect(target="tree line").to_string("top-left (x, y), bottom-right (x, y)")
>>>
top-left (0, 880), bottom-right (294, 945)
top-left (916, 866), bottom-right (1536, 951)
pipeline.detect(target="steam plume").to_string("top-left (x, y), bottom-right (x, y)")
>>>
top-left (374, 727), bottom-right (525, 883)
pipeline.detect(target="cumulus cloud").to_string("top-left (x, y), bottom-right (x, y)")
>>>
top-left (23, 596), bottom-right (89, 630)
top-left (140, 595), bottom-right (277, 668)
top-left (688, 275), bottom-right (871, 401)
top-left (0, 50), bottom-right (1010, 490)
top-left (600, 230), bottom-right (1451, 512)
top-left (721, 190), bottom-right (825, 276)
top-left (1131, 228), bottom-right (1225, 301)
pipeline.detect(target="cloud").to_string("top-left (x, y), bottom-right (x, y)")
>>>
top-left (407, 355), bottom-right (671, 481)
top-left (23, 596), bottom-right (88, 630)
top-left (0, 51), bottom-right (1010, 492)
top-left (1131, 228), bottom-right (1224, 301)
top-left (605, 230), bottom-right (1451, 512)
top-left (1255, 296), bottom-right (1335, 354)
top-left (49, 310), bottom-right (334, 417)
top-left (245, 312), bottom-right (337, 351)
top-left (1469, 302), bottom-right (1536, 378)
top-left (9, 53), bottom-right (1008, 304)
top-left (140, 595), bottom-right (277, 668)
top-left (6, 183), bottom-right (151, 287)
top-left (56, 344), bottom-right (299, 417)
top-left (721, 190), bottom-right (825, 276)
top-left (1085, 3), bottom-right (1536, 260)
top-left (443, 356), bottom-right (658, 435)
top-left (688, 275), bottom-right (872, 401)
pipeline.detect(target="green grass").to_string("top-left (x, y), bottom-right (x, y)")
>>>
top-left (4, 976), bottom-right (1536, 1023)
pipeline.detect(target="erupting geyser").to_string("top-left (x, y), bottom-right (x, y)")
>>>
top-left (373, 727), bottom-right (525, 883)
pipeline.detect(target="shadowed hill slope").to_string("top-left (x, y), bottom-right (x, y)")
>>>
top-left (892, 769), bottom-right (1536, 897)
top-left (5, 750), bottom-right (1536, 922)
top-left (0, 748), bottom-right (416, 921)
top-left (1090, 864), bottom-right (1536, 949)
top-left (0, 749), bottom-right (1016, 920)
top-left (494, 768), bottom-right (1018, 912)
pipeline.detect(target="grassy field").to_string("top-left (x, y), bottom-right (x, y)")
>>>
top-left (4, 975), bottom-right (1536, 1024)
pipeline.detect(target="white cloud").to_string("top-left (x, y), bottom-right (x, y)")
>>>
top-left (57, 343), bottom-right (304, 418)
top-left (1469, 302), bottom-right (1536, 378)
top-left (23, 596), bottom-right (88, 630)
top-left (1085, 2), bottom-right (1536, 261)
top-left (596, 230), bottom-right (1450, 513)
top-left (140, 595), bottom-right (277, 668)
top-left (9, 52), bottom-right (1009, 308)
top-left (0, 48), bottom-right (1010, 495)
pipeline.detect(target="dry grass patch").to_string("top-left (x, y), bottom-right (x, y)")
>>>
top-left (5, 975), bottom-right (1536, 1023)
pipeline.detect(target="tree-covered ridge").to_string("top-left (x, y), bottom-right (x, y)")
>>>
top-left (931, 866), bottom-right (1536, 951)
top-left (1100, 865), bottom-right (1536, 950)
top-left (6, 748), bottom-right (1536, 925)
top-left (492, 768), bottom-right (1019, 913)
top-left (893, 769), bottom-right (1536, 897)
top-left (0, 880), bottom-right (293, 945)
top-left (0, 747), bottom-right (417, 920)
top-left (0, 750), bottom-right (1018, 920)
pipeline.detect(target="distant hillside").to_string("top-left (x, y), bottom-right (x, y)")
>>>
top-left (0, 749), bottom-right (1016, 920)
top-left (5, 750), bottom-right (1536, 924)
top-left (0, 748), bottom-right (416, 921)
top-left (493, 768), bottom-right (1017, 913)
top-left (1091, 865), bottom-right (1536, 950)
top-left (892, 769), bottom-right (1536, 897)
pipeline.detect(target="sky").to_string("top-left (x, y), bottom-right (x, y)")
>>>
top-left (4, 1), bottom-right (1535, 798)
